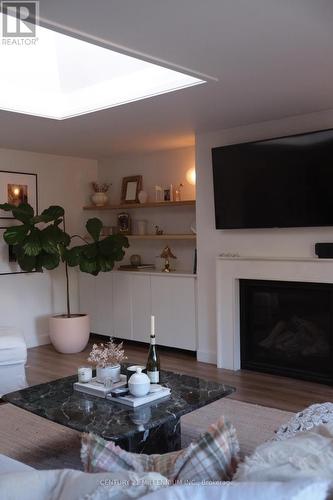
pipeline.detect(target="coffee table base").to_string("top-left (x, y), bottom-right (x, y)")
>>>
top-left (116, 419), bottom-right (181, 454)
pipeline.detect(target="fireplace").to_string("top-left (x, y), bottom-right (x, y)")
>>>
top-left (240, 280), bottom-right (333, 384)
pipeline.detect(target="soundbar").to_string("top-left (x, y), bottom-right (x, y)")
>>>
top-left (315, 243), bottom-right (333, 258)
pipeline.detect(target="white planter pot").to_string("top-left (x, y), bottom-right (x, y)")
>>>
top-left (49, 314), bottom-right (90, 354)
top-left (96, 365), bottom-right (121, 384)
top-left (91, 192), bottom-right (108, 207)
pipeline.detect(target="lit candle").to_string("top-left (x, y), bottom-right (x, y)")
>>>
top-left (151, 315), bottom-right (155, 336)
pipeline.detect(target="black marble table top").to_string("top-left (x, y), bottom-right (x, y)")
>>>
top-left (3, 366), bottom-right (235, 443)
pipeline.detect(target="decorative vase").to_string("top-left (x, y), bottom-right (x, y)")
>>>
top-left (91, 192), bottom-right (108, 207)
top-left (49, 314), bottom-right (90, 354)
top-left (138, 190), bottom-right (148, 204)
top-left (96, 364), bottom-right (121, 384)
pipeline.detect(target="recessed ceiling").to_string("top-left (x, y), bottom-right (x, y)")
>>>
top-left (0, 13), bottom-right (204, 119)
top-left (0, 0), bottom-right (332, 158)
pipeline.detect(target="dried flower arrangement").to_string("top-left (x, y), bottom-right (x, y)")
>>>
top-left (92, 182), bottom-right (110, 193)
top-left (88, 338), bottom-right (127, 368)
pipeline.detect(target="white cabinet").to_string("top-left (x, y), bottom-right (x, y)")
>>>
top-left (151, 276), bottom-right (196, 350)
top-left (79, 271), bottom-right (197, 351)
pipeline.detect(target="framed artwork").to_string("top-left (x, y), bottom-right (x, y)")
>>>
top-left (117, 212), bottom-right (131, 235)
top-left (0, 228), bottom-right (26, 275)
top-left (121, 175), bottom-right (142, 204)
top-left (0, 171), bottom-right (38, 220)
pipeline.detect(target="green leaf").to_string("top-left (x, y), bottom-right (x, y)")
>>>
top-left (79, 258), bottom-right (98, 274)
top-left (33, 206), bottom-right (64, 224)
top-left (22, 229), bottom-right (42, 256)
top-left (17, 253), bottom-right (36, 272)
top-left (63, 246), bottom-right (82, 267)
top-left (3, 225), bottom-right (30, 245)
top-left (98, 256), bottom-right (115, 272)
top-left (37, 252), bottom-right (60, 270)
top-left (86, 218), bottom-right (103, 242)
top-left (40, 225), bottom-right (70, 254)
top-left (0, 203), bottom-right (16, 212)
top-left (82, 243), bottom-right (98, 259)
top-left (12, 203), bottom-right (34, 223)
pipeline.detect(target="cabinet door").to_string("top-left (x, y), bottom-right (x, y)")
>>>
top-left (79, 273), bottom-right (97, 331)
top-left (94, 273), bottom-right (114, 336)
top-left (130, 274), bottom-right (151, 343)
top-left (151, 276), bottom-right (197, 350)
top-left (112, 272), bottom-right (132, 340)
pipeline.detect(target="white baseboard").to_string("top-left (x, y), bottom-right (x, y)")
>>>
top-left (196, 350), bottom-right (217, 365)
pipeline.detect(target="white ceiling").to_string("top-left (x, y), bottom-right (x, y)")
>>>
top-left (0, 0), bottom-right (332, 158)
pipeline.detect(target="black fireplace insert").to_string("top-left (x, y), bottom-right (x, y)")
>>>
top-left (240, 279), bottom-right (333, 384)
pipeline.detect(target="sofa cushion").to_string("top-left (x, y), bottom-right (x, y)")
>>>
top-left (0, 327), bottom-right (27, 365)
top-left (235, 422), bottom-right (333, 483)
top-left (81, 416), bottom-right (240, 482)
top-left (0, 454), bottom-right (33, 474)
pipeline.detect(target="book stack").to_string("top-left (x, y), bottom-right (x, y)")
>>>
top-left (74, 374), bottom-right (127, 397)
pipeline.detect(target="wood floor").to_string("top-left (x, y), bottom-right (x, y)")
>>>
top-left (26, 340), bottom-right (333, 413)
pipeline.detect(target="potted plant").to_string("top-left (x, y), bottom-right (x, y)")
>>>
top-left (0, 203), bottom-right (129, 354)
top-left (88, 338), bottom-right (127, 383)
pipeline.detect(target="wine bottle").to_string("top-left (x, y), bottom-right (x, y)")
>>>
top-left (146, 315), bottom-right (160, 383)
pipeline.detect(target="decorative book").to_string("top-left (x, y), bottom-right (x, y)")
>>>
top-left (106, 387), bottom-right (171, 407)
top-left (74, 374), bottom-right (127, 398)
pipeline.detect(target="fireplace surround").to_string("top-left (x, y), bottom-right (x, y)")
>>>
top-left (216, 256), bottom-right (333, 378)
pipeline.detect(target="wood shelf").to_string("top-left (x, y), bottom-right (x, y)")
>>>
top-left (127, 234), bottom-right (196, 240)
top-left (83, 200), bottom-right (196, 210)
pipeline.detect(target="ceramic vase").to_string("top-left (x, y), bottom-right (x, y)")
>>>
top-left (96, 364), bottom-right (121, 384)
top-left (91, 192), bottom-right (108, 207)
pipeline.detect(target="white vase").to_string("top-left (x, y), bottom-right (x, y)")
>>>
top-left (96, 364), bottom-right (121, 384)
top-left (138, 190), bottom-right (148, 204)
top-left (91, 192), bottom-right (108, 207)
top-left (49, 314), bottom-right (90, 354)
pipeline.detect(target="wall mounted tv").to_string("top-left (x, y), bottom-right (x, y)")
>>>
top-left (212, 128), bottom-right (333, 229)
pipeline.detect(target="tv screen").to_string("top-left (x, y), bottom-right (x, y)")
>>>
top-left (212, 128), bottom-right (333, 229)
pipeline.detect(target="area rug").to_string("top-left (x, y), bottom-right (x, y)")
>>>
top-left (0, 399), bottom-right (294, 470)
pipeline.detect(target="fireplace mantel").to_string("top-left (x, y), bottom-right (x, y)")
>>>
top-left (216, 255), bottom-right (333, 370)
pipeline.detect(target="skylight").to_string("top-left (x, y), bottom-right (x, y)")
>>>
top-left (0, 14), bottom-right (205, 120)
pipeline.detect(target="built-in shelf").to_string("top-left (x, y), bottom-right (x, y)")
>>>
top-left (83, 200), bottom-right (196, 210)
top-left (128, 234), bottom-right (196, 240)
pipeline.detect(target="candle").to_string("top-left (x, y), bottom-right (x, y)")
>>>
top-left (78, 366), bottom-right (92, 383)
top-left (151, 315), bottom-right (155, 336)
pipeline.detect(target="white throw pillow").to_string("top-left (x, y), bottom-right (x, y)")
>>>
top-left (235, 422), bottom-right (333, 483)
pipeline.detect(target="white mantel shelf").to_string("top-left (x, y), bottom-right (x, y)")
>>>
top-left (216, 255), bottom-right (333, 372)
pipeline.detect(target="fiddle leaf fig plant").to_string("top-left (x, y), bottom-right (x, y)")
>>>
top-left (0, 203), bottom-right (129, 317)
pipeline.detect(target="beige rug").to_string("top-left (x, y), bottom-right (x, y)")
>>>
top-left (0, 399), bottom-right (294, 470)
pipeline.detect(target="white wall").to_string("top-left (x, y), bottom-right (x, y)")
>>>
top-left (196, 108), bottom-right (333, 364)
top-left (98, 147), bottom-right (196, 272)
top-left (0, 149), bottom-right (97, 347)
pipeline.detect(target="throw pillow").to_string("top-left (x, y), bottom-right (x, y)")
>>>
top-left (234, 421), bottom-right (333, 482)
top-left (81, 416), bottom-right (239, 482)
top-left (275, 402), bottom-right (333, 441)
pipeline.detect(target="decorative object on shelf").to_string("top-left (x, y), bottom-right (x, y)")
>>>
top-left (0, 204), bottom-right (129, 353)
top-left (160, 245), bottom-right (177, 272)
top-left (0, 171), bottom-right (37, 220)
top-left (164, 188), bottom-right (171, 201)
top-left (91, 182), bottom-right (110, 207)
top-left (169, 184), bottom-right (174, 202)
top-left (78, 366), bottom-right (93, 383)
top-left (101, 226), bottom-right (113, 236)
top-left (128, 367), bottom-right (151, 397)
top-left (190, 220), bottom-right (197, 234)
top-left (117, 212), bottom-right (131, 234)
top-left (154, 225), bottom-right (164, 235)
top-left (136, 219), bottom-right (147, 235)
top-left (121, 175), bottom-right (142, 204)
top-left (155, 185), bottom-right (163, 202)
top-left (130, 254), bottom-right (142, 266)
top-left (88, 338), bottom-right (127, 384)
top-left (138, 190), bottom-right (148, 204)
top-left (186, 167), bottom-right (196, 186)
top-left (175, 183), bottom-right (183, 202)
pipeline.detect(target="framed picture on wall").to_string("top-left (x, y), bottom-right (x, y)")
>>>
top-left (0, 228), bottom-right (27, 275)
top-left (121, 175), bottom-right (142, 204)
top-left (0, 171), bottom-right (38, 220)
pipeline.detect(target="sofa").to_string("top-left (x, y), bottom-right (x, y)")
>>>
top-left (0, 327), bottom-right (27, 396)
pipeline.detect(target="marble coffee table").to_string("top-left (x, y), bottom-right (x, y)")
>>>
top-left (3, 367), bottom-right (235, 454)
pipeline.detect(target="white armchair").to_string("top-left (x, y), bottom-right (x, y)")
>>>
top-left (0, 327), bottom-right (27, 396)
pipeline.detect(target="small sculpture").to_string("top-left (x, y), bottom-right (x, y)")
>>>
top-left (154, 225), bottom-right (164, 235)
top-left (160, 245), bottom-right (177, 273)
top-left (175, 183), bottom-right (183, 202)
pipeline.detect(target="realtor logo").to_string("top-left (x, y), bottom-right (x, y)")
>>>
top-left (1, 1), bottom-right (38, 37)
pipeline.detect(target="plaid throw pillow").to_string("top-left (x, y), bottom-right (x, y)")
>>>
top-left (81, 416), bottom-right (239, 482)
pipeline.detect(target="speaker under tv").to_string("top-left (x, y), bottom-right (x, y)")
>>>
top-left (212, 128), bottom-right (333, 229)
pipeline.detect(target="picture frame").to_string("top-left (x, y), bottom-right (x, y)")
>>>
top-left (0, 227), bottom-right (28, 275)
top-left (121, 176), bottom-right (142, 204)
top-left (0, 171), bottom-right (38, 220)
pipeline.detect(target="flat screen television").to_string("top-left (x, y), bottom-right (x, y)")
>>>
top-left (212, 128), bottom-right (333, 229)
